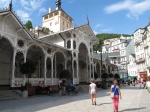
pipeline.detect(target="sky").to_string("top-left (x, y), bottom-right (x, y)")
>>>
top-left (0, 0), bottom-right (150, 35)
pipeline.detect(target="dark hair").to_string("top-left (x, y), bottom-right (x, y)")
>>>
top-left (113, 80), bottom-right (118, 84)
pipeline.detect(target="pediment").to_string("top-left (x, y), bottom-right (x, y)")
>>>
top-left (4, 19), bottom-right (16, 35)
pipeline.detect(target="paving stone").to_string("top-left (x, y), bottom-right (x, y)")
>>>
top-left (0, 85), bottom-right (150, 112)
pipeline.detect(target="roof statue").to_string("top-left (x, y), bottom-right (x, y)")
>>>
top-left (56, 0), bottom-right (61, 10)
top-left (9, 0), bottom-right (12, 11)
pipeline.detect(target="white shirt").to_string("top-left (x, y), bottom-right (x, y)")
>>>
top-left (146, 81), bottom-right (150, 87)
top-left (90, 83), bottom-right (96, 94)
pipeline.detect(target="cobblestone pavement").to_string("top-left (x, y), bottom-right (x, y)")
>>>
top-left (0, 85), bottom-right (149, 112)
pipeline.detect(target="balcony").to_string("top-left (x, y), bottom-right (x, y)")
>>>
top-left (136, 58), bottom-right (145, 63)
top-left (143, 42), bottom-right (148, 48)
top-left (134, 39), bottom-right (142, 46)
top-left (142, 36), bottom-right (147, 40)
top-left (120, 61), bottom-right (127, 65)
top-left (119, 69), bottom-right (127, 72)
top-left (146, 63), bottom-right (150, 69)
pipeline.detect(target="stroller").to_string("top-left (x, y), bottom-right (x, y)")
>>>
top-left (68, 83), bottom-right (78, 96)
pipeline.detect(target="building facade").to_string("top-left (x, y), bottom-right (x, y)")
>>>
top-left (134, 23), bottom-right (150, 79)
top-left (0, 1), bottom-right (117, 89)
top-left (102, 36), bottom-right (135, 78)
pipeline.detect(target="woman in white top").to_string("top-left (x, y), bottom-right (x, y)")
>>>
top-left (89, 79), bottom-right (98, 105)
top-left (145, 77), bottom-right (150, 95)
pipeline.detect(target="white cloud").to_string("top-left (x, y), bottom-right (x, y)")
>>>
top-left (101, 28), bottom-right (112, 32)
top-left (104, 0), bottom-right (150, 19)
top-left (38, 7), bottom-right (47, 16)
top-left (93, 30), bottom-right (98, 35)
top-left (95, 24), bottom-right (102, 28)
top-left (20, 0), bottom-right (31, 11)
top-left (16, 10), bottom-right (31, 23)
top-left (0, 0), bottom-right (16, 8)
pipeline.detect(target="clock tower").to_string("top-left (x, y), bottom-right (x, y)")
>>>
top-left (42, 0), bottom-right (73, 33)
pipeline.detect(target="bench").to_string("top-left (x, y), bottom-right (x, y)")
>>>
top-left (50, 85), bottom-right (59, 92)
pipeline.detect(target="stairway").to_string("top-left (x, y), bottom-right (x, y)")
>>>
top-left (0, 90), bottom-right (22, 101)
top-left (77, 84), bottom-right (89, 93)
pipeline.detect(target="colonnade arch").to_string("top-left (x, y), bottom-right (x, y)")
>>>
top-left (46, 57), bottom-right (51, 78)
top-left (78, 43), bottom-right (89, 83)
top-left (0, 37), bottom-right (13, 86)
top-left (26, 45), bottom-right (44, 78)
top-left (53, 52), bottom-right (65, 78)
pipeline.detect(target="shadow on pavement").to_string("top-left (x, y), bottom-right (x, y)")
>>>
top-left (97, 102), bottom-right (111, 106)
top-left (120, 107), bottom-right (146, 112)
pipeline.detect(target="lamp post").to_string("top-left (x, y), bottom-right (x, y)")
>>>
top-left (38, 56), bottom-right (42, 78)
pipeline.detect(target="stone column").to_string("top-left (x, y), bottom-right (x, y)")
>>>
top-left (11, 48), bottom-right (17, 88)
top-left (72, 58), bottom-right (74, 84)
top-left (51, 57), bottom-right (53, 85)
top-left (89, 59), bottom-right (91, 80)
top-left (55, 55), bottom-right (57, 78)
top-left (92, 64), bottom-right (94, 78)
top-left (44, 54), bottom-right (47, 85)
top-left (23, 50), bottom-right (27, 86)
top-left (76, 59), bottom-right (79, 84)
top-left (65, 59), bottom-right (67, 69)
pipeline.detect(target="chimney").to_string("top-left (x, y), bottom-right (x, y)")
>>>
top-left (49, 8), bottom-right (52, 13)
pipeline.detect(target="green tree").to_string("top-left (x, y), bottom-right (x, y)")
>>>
top-left (114, 73), bottom-right (120, 79)
top-left (109, 73), bottom-right (114, 78)
top-left (20, 59), bottom-right (37, 84)
top-left (24, 20), bottom-right (33, 30)
top-left (93, 33), bottom-right (131, 52)
top-left (101, 73), bottom-right (109, 89)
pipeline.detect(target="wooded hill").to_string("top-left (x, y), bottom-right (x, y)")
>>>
top-left (93, 33), bottom-right (132, 52)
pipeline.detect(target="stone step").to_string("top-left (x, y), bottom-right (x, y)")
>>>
top-left (0, 90), bottom-right (22, 101)
top-left (78, 84), bottom-right (89, 93)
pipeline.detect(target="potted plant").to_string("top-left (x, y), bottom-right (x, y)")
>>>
top-left (101, 73), bottom-right (109, 89)
top-left (20, 59), bottom-right (37, 97)
top-left (114, 73), bottom-right (120, 85)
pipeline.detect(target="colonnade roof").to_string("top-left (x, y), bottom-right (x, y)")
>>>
top-left (39, 24), bottom-right (98, 45)
top-left (0, 8), bottom-right (71, 52)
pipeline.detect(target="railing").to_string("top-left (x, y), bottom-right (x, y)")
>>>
top-left (143, 42), bottom-right (148, 48)
top-left (136, 58), bottom-right (145, 63)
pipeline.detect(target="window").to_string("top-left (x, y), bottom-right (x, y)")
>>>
top-left (50, 22), bottom-right (52, 26)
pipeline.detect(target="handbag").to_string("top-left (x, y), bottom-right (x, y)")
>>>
top-left (110, 86), bottom-right (117, 98)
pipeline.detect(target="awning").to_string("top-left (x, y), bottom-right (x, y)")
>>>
top-left (128, 76), bottom-right (137, 80)
top-left (122, 76), bottom-right (137, 81)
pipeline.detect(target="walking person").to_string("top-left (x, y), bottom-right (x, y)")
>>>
top-left (138, 78), bottom-right (143, 89)
top-left (58, 79), bottom-right (63, 96)
top-left (145, 77), bottom-right (150, 95)
top-left (89, 79), bottom-right (98, 105)
top-left (110, 80), bottom-right (122, 112)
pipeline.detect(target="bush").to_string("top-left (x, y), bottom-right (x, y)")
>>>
top-left (114, 73), bottom-right (120, 79)
top-left (109, 73), bottom-right (114, 78)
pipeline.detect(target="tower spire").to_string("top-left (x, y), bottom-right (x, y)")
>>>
top-left (9, 0), bottom-right (12, 11)
top-left (55, 0), bottom-right (61, 10)
top-left (87, 16), bottom-right (89, 25)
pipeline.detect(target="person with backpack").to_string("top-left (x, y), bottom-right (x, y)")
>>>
top-left (110, 80), bottom-right (122, 112)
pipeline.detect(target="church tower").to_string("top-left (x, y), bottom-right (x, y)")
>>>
top-left (42, 0), bottom-right (73, 33)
